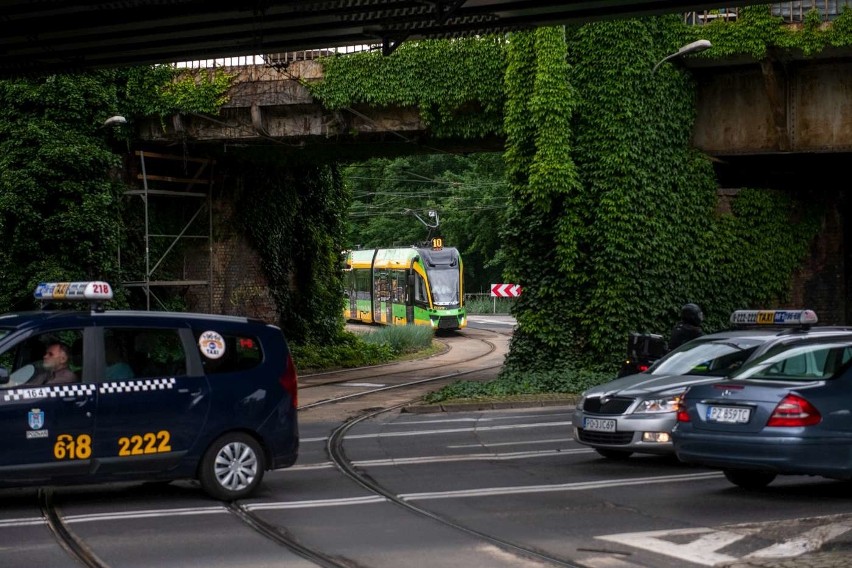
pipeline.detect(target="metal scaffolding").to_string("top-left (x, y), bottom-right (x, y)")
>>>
top-left (122, 150), bottom-right (214, 311)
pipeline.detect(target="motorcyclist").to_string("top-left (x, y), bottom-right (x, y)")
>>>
top-left (669, 303), bottom-right (704, 350)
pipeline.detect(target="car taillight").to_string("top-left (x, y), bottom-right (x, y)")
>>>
top-left (766, 394), bottom-right (821, 427)
top-left (279, 352), bottom-right (299, 409)
top-left (675, 399), bottom-right (690, 422)
top-left (638, 364), bottom-right (650, 372)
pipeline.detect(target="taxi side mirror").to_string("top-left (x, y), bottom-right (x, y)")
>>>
top-left (0, 367), bottom-right (9, 385)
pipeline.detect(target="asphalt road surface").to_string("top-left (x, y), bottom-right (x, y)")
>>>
top-left (1, 316), bottom-right (850, 567)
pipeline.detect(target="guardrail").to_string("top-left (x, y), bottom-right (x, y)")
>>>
top-left (685, 1), bottom-right (852, 25)
top-left (173, 44), bottom-right (381, 70)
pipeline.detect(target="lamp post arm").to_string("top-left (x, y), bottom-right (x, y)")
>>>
top-left (652, 39), bottom-right (712, 75)
top-left (651, 54), bottom-right (676, 75)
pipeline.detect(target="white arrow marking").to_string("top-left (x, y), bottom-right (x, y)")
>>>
top-left (597, 528), bottom-right (750, 566)
top-left (747, 522), bottom-right (852, 558)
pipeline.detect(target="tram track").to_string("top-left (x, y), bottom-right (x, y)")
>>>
top-left (325, 404), bottom-right (582, 568)
top-left (298, 325), bottom-right (585, 567)
top-left (39, 489), bottom-right (109, 568)
top-left (37, 325), bottom-right (513, 568)
top-left (38, 489), bottom-right (360, 568)
top-left (297, 328), bottom-right (504, 411)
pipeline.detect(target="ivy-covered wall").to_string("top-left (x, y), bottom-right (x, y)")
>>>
top-left (230, 157), bottom-right (348, 345)
top-left (0, 65), bottom-right (348, 351)
top-left (2, 4), bottom-right (848, 365)
top-left (310, 7), bottom-right (836, 372)
top-left (0, 72), bottom-right (127, 310)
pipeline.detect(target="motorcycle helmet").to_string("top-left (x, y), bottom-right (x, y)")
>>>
top-left (681, 303), bottom-right (704, 326)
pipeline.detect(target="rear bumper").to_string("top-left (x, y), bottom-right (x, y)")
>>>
top-left (674, 430), bottom-right (852, 478)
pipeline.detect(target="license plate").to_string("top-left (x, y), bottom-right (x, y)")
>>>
top-left (706, 406), bottom-right (751, 423)
top-left (584, 418), bottom-right (616, 432)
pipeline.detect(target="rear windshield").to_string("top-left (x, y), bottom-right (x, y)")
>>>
top-left (649, 337), bottom-right (763, 377)
top-left (732, 340), bottom-right (852, 381)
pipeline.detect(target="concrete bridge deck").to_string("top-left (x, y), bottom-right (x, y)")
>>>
top-left (138, 49), bottom-right (852, 173)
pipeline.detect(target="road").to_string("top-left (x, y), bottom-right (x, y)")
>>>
top-left (0, 316), bottom-right (850, 567)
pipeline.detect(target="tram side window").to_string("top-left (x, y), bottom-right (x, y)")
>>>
top-left (414, 273), bottom-right (428, 306)
top-left (392, 270), bottom-right (407, 302)
top-left (355, 269), bottom-right (371, 300)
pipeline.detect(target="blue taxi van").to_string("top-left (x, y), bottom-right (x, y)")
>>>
top-left (0, 281), bottom-right (299, 500)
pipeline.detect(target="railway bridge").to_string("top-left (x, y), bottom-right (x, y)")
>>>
top-left (136, 44), bottom-right (852, 189)
top-left (125, 6), bottom-right (852, 323)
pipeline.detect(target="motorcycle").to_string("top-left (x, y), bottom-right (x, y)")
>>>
top-left (617, 332), bottom-right (668, 377)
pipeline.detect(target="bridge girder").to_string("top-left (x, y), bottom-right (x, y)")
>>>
top-left (0, 0), bottom-right (750, 77)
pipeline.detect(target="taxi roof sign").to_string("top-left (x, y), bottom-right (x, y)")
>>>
top-left (730, 309), bottom-right (818, 326)
top-left (34, 281), bottom-right (113, 302)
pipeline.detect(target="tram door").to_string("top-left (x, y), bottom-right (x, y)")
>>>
top-left (390, 270), bottom-right (408, 325)
top-left (346, 270), bottom-right (357, 319)
top-left (373, 270), bottom-right (390, 324)
top-left (406, 272), bottom-right (415, 323)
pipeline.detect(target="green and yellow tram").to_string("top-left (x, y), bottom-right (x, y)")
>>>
top-left (343, 239), bottom-right (466, 330)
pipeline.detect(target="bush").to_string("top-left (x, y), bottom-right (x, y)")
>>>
top-left (290, 325), bottom-right (435, 371)
top-left (290, 331), bottom-right (394, 371)
top-left (464, 296), bottom-right (515, 314)
top-left (360, 325), bottom-right (434, 354)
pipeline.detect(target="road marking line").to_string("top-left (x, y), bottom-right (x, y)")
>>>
top-left (399, 472), bottom-right (723, 500)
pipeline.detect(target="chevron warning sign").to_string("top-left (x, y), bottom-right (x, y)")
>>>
top-left (491, 283), bottom-right (522, 298)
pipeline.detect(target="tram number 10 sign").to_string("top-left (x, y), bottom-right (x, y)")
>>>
top-left (491, 284), bottom-right (522, 298)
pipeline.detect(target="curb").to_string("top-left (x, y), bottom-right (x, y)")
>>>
top-left (402, 397), bottom-right (579, 414)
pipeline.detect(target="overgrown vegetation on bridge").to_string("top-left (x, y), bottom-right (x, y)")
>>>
top-left (312, 6), bottom-right (837, 385)
top-left (0, 5), bottom-right (849, 383)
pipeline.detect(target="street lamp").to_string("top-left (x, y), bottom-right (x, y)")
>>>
top-left (102, 115), bottom-right (127, 127)
top-left (652, 39), bottom-right (712, 74)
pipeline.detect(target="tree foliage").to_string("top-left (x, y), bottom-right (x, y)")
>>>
top-left (0, 72), bottom-right (126, 310)
top-left (317, 11), bottom-right (831, 375)
top-left (343, 153), bottom-right (508, 292)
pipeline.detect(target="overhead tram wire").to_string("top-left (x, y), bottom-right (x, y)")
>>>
top-left (254, 51), bottom-right (510, 221)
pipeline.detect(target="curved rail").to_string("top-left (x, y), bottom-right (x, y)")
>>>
top-left (226, 502), bottom-right (353, 567)
top-left (39, 489), bottom-right (109, 568)
top-left (36, 326), bottom-right (512, 567)
top-left (325, 405), bottom-right (582, 568)
top-left (298, 332), bottom-right (499, 410)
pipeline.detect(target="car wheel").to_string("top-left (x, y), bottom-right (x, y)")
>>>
top-left (199, 432), bottom-right (265, 501)
top-left (595, 448), bottom-right (633, 460)
top-left (723, 469), bottom-right (776, 490)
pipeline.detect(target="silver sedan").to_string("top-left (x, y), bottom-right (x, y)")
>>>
top-left (573, 317), bottom-right (852, 459)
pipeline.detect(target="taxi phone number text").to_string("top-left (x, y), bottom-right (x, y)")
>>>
top-left (53, 431), bottom-right (172, 460)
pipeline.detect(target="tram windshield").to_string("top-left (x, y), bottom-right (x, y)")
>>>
top-left (428, 269), bottom-right (460, 306)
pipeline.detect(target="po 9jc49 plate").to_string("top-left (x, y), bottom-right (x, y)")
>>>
top-left (583, 418), bottom-right (616, 432)
top-left (706, 405), bottom-right (751, 424)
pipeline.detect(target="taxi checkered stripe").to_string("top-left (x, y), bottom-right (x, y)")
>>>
top-left (99, 377), bottom-right (176, 394)
top-left (4, 383), bottom-right (97, 401)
